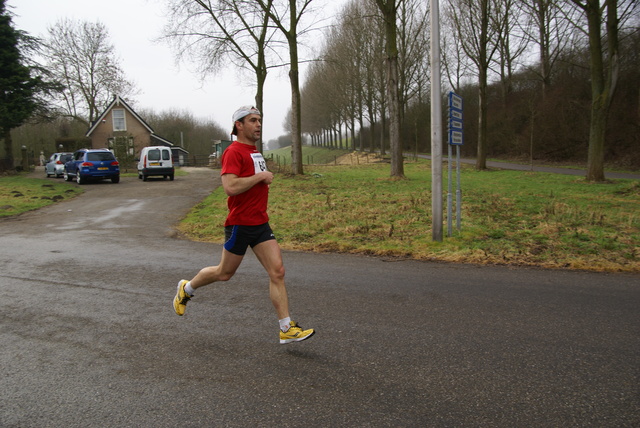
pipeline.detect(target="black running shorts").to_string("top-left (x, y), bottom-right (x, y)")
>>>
top-left (223, 223), bottom-right (276, 256)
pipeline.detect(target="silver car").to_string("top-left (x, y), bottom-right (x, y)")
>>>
top-left (45, 152), bottom-right (73, 178)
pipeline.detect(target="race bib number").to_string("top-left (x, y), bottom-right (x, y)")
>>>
top-left (251, 152), bottom-right (267, 174)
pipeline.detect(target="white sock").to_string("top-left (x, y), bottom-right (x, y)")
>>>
top-left (279, 317), bottom-right (291, 332)
top-left (184, 282), bottom-right (195, 296)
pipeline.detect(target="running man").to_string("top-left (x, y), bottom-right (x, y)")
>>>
top-left (173, 105), bottom-right (315, 345)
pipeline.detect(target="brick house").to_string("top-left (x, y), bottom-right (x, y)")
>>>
top-left (85, 95), bottom-right (188, 165)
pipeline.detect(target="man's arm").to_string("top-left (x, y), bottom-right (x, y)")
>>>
top-left (221, 171), bottom-right (273, 196)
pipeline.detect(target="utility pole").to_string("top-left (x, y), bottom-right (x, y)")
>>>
top-left (430, 0), bottom-right (443, 241)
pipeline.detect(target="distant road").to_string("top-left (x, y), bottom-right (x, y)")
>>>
top-left (412, 154), bottom-right (640, 180)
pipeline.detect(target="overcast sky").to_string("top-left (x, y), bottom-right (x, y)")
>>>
top-left (10, 0), bottom-right (344, 142)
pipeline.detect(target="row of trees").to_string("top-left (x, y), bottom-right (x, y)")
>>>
top-left (3, 0), bottom-right (638, 180)
top-left (302, 0), bottom-right (639, 180)
top-left (163, 0), bottom-right (429, 176)
top-left (139, 108), bottom-right (228, 159)
top-left (161, 0), bottom-right (638, 181)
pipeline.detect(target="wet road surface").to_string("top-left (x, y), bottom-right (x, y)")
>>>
top-left (1, 168), bottom-right (638, 427)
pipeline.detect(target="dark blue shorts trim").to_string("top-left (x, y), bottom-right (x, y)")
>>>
top-left (223, 223), bottom-right (276, 256)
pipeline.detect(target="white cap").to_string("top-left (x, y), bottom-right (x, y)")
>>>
top-left (231, 105), bottom-right (261, 135)
top-left (232, 105), bottom-right (261, 123)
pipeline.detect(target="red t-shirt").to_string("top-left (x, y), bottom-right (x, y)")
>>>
top-left (220, 141), bottom-right (269, 226)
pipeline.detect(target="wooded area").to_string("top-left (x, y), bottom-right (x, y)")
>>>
top-left (302, 0), bottom-right (639, 176)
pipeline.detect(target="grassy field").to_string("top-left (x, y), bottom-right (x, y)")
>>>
top-left (0, 167), bottom-right (189, 216)
top-left (2, 157), bottom-right (638, 273)
top-left (178, 155), bottom-right (640, 273)
top-left (0, 175), bottom-right (82, 217)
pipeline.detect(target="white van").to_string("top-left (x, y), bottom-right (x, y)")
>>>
top-left (138, 146), bottom-right (174, 181)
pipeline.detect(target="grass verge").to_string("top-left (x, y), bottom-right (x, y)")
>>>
top-left (178, 159), bottom-right (640, 273)
top-left (0, 175), bottom-right (82, 217)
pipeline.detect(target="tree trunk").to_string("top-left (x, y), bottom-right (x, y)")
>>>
top-left (580, 0), bottom-right (619, 182)
top-left (255, 65), bottom-right (267, 153)
top-left (537, 0), bottom-right (551, 99)
top-left (2, 129), bottom-right (14, 171)
top-left (380, 104), bottom-right (387, 156)
top-left (385, 22), bottom-right (403, 176)
top-left (586, 103), bottom-right (606, 181)
top-left (376, 0), bottom-right (404, 177)
top-left (475, 0), bottom-right (489, 171)
top-left (476, 68), bottom-right (488, 170)
top-left (369, 120), bottom-right (376, 154)
top-left (351, 117), bottom-right (356, 151)
top-left (287, 0), bottom-right (304, 175)
top-left (288, 42), bottom-right (303, 175)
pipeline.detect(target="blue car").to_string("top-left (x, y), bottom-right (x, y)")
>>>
top-left (64, 149), bottom-right (120, 184)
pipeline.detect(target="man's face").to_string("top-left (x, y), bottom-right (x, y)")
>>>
top-left (236, 114), bottom-right (262, 143)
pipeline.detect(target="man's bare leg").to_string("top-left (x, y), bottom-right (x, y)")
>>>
top-left (189, 248), bottom-right (245, 289)
top-left (173, 248), bottom-right (243, 316)
top-left (252, 239), bottom-right (289, 319)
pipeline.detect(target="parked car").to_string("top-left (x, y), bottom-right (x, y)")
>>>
top-left (64, 149), bottom-right (120, 184)
top-left (45, 152), bottom-right (73, 178)
top-left (137, 146), bottom-right (174, 181)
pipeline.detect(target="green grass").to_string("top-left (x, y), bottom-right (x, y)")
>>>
top-left (178, 158), bottom-right (640, 273)
top-left (3, 158), bottom-right (638, 273)
top-left (0, 167), bottom-right (187, 217)
top-left (0, 175), bottom-right (82, 217)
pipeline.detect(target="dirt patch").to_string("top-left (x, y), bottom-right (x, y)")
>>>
top-left (335, 152), bottom-right (387, 165)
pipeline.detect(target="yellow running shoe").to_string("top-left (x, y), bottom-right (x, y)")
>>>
top-left (280, 321), bottom-right (315, 344)
top-left (173, 280), bottom-right (192, 316)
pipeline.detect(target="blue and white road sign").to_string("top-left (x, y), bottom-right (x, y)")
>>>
top-left (448, 92), bottom-right (463, 146)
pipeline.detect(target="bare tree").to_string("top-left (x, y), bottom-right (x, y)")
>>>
top-left (519, 0), bottom-right (579, 99)
top-left (44, 19), bottom-right (136, 125)
top-left (312, 26), bottom-right (354, 149)
top-left (448, 0), bottom-right (500, 170)
top-left (442, 5), bottom-right (474, 93)
top-left (492, 0), bottom-right (529, 104)
top-left (300, 50), bottom-right (346, 148)
top-left (349, 1), bottom-right (385, 155)
top-left (397, 0), bottom-right (430, 124)
top-left (163, 0), bottom-right (276, 152)
top-left (255, 0), bottom-right (317, 175)
top-left (304, 0), bottom-right (428, 160)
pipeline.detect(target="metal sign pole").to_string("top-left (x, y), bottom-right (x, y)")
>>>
top-left (447, 143), bottom-right (453, 237)
top-left (430, 0), bottom-right (443, 242)
top-left (448, 91), bottom-right (463, 234)
top-left (456, 145), bottom-right (462, 230)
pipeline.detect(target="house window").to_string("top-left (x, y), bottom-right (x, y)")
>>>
top-left (112, 109), bottom-right (126, 131)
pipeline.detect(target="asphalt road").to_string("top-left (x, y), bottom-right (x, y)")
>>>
top-left (1, 167), bottom-right (638, 427)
